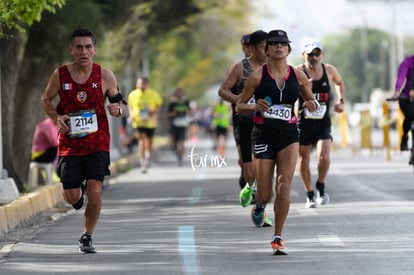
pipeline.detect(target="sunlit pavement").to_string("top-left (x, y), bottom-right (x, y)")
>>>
top-left (1, 133), bottom-right (414, 275)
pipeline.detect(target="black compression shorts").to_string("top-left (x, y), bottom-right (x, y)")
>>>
top-left (298, 123), bottom-right (332, 146)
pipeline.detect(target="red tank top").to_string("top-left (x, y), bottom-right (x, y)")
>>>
top-left (57, 63), bottom-right (110, 156)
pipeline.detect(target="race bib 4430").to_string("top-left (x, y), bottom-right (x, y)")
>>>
top-left (263, 104), bottom-right (292, 121)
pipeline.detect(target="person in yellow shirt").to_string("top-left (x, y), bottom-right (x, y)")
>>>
top-left (212, 99), bottom-right (231, 157)
top-left (128, 77), bottom-right (163, 173)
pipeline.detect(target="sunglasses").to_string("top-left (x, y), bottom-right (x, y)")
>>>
top-left (268, 41), bottom-right (289, 46)
top-left (307, 52), bottom-right (321, 57)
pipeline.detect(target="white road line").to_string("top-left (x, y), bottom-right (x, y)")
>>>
top-left (318, 233), bottom-right (345, 247)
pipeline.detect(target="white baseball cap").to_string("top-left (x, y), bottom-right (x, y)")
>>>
top-left (304, 41), bottom-right (322, 53)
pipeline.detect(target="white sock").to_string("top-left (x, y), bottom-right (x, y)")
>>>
top-left (272, 235), bottom-right (282, 241)
top-left (249, 181), bottom-right (257, 191)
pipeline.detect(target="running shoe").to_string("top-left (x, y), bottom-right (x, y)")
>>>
top-left (400, 135), bottom-right (409, 151)
top-left (72, 182), bottom-right (85, 210)
top-left (305, 197), bottom-right (316, 208)
top-left (271, 237), bottom-right (288, 255)
top-left (251, 205), bottom-right (266, 227)
top-left (78, 234), bottom-right (96, 254)
top-left (316, 182), bottom-right (329, 205)
top-left (316, 191), bottom-right (330, 205)
top-left (141, 159), bottom-right (149, 174)
top-left (239, 183), bottom-right (254, 207)
top-left (262, 217), bottom-right (273, 227)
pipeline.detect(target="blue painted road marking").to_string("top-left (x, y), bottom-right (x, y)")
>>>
top-left (178, 225), bottom-right (200, 275)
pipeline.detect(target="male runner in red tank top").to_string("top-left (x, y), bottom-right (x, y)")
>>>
top-left (40, 28), bottom-right (128, 254)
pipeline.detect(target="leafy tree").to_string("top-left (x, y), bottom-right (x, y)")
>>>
top-left (323, 28), bottom-right (414, 103)
top-left (1, 0), bottom-right (252, 191)
top-left (0, 0), bottom-right (64, 37)
top-left (148, 0), bottom-right (251, 102)
top-left (97, 0), bottom-right (251, 133)
top-left (3, 0), bottom-right (144, 191)
top-left (0, 0), bottom-right (66, 193)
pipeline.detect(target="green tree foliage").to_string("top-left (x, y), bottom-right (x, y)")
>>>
top-left (150, 0), bottom-right (251, 103)
top-left (0, 0), bottom-right (66, 193)
top-left (98, 0), bottom-right (251, 138)
top-left (0, 0), bottom-right (65, 36)
top-left (323, 28), bottom-right (414, 103)
top-left (2, 0), bottom-right (251, 191)
top-left (3, 0), bottom-right (146, 192)
top-left (103, 0), bottom-right (251, 102)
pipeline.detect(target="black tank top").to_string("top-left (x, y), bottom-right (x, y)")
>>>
top-left (231, 58), bottom-right (254, 122)
top-left (298, 63), bottom-right (331, 126)
top-left (253, 64), bottom-right (300, 127)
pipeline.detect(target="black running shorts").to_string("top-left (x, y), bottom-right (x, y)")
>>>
top-left (239, 118), bottom-right (254, 162)
top-left (58, 151), bottom-right (110, 189)
top-left (252, 124), bottom-right (298, 160)
top-left (298, 123), bottom-right (332, 146)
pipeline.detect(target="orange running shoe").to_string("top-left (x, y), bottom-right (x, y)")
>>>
top-left (271, 237), bottom-right (288, 255)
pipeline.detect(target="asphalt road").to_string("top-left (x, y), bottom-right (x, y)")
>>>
top-left (1, 137), bottom-right (414, 275)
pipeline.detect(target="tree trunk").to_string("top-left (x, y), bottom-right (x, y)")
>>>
top-left (11, 23), bottom-right (63, 191)
top-left (0, 30), bottom-right (23, 190)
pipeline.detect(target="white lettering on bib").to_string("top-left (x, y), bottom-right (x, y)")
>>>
top-left (263, 104), bottom-right (292, 121)
top-left (68, 109), bottom-right (98, 138)
top-left (304, 104), bottom-right (327, 119)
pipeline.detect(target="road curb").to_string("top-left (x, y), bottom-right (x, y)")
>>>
top-left (0, 155), bottom-right (134, 235)
top-left (0, 183), bottom-right (63, 234)
top-left (0, 136), bottom-right (169, 235)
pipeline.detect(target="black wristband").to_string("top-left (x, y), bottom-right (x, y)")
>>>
top-left (108, 92), bottom-right (128, 105)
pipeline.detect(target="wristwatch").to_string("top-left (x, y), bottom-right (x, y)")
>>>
top-left (339, 98), bottom-right (345, 104)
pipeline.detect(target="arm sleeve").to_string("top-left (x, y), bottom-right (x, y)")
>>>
top-left (411, 68), bottom-right (414, 90)
top-left (395, 58), bottom-right (409, 92)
